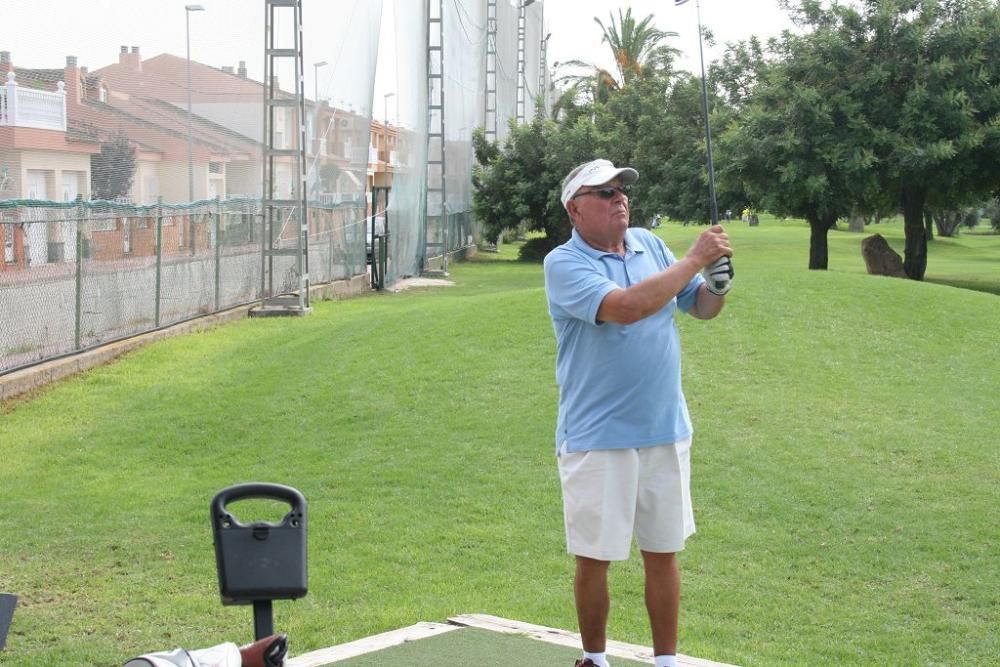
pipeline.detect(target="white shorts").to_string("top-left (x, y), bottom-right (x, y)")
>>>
top-left (557, 438), bottom-right (695, 561)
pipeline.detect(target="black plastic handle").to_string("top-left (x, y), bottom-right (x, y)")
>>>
top-left (211, 483), bottom-right (306, 526)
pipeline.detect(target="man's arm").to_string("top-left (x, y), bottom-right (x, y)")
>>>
top-left (688, 284), bottom-right (726, 320)
top-left (597, 256), bottom-right (702, 324)
top-left (597, 226), bottom-right (731, 325)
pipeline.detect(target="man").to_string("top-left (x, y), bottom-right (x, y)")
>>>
top-left (543, 159), bottom-right (733, 667)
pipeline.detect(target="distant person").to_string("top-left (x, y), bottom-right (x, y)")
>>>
top-left (543, 159), bottom-right (734, 667)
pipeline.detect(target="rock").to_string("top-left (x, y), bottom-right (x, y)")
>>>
top-left (861, 233), bottom-right (906, 278)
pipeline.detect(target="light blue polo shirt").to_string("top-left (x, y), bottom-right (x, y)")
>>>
top-left (543, 227), bottom-right (703, 454)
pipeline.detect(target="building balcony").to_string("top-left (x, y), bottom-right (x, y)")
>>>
top-left (0, 73), bottom-right (67, 132)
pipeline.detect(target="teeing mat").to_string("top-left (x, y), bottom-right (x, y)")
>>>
top-left (287, 614), bottom-right (737, 667)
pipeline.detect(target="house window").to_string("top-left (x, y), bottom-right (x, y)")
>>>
top-left (62, 171), bottom-right (85, 202)
top-left (209, 162), bottom-right (224, 175)
top-left (26, 170), bottom-right (50, 200)
top-left (100, 87), bottom-right (108, 103)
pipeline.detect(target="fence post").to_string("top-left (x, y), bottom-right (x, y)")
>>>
top-left (74, 203), bottom-right (84, 350)
top-left (155, 197), bottom-right (163, 328)
top-left (190, 202), bottom-right (197, 256)
top-left (215, 195), bottom-right (221, 311)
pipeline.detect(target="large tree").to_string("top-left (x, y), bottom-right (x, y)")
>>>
top-left (91, 131), bottom-right (136, 201)
top-left (793, 0), bottom-right (1000, 279)
top-left (716, 18), bottom-right (879, 269)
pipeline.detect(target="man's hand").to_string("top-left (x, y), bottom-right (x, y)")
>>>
top-left (703, 255), bottom-right (734, 296)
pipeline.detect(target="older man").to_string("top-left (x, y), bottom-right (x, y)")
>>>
top-left (543, 159), bottom-right (733, 667)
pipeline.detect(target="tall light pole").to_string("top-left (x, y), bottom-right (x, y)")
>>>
top-left (313, 60), bottom-right (328, 103)
top-left (383, 91), bottom-right (395, 126)
top-left (185, 4), bottom-right (205, 203)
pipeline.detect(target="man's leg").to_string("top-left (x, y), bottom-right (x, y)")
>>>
top-left (640, 550), bottom-right (680, 657)
top-left (575, 555), bottom-right (611, 653)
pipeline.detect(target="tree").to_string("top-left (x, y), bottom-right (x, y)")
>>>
top-left (472, 112), bottom-right (566, 252)
top-left (594, 8), bottom-right (680, 87)
top-left (622, 73), bottom-right (732, 225)
top-left (91, 131), bottom-right (136, 201)
top-left (555, 8), bottom-right (678, 107)
top-left (716, 20), bottom-right (879, 269)
top-left (800, 0), bottom-right (1000, 279)
top-left (717, 0), bottom-right (1000, 275)
top-left (318, 162), bottom-right (341, 194)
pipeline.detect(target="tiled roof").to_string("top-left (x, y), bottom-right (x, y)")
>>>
top-left (12, 67), bottom-right (65, 92)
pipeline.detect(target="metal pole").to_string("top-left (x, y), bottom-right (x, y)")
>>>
top-left (155, 197), bottom-right (163, 327)
top-left (252, 600), bottom-right (274, 641)
top-left (215, 196), bottom-right (221, 311)
top-left (74, 209), bottom-right (83, 350)
top-left (695, 0), bottom-right (719, 225)
top-left (186, 12), bottom-right (193, 202)
top-left (384, 92), bottom-right (394, 126)
top-left (185, 5), bottom-right (205, 203)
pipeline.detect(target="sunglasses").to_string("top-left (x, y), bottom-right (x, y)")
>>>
top-left (571, 185), bottom-right (632, 200)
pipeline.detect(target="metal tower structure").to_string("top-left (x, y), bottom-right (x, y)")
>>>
top-left (255, 0), bottom-right (311, 317)
top-left (515, 1), bottom-right (528, 124)
top-left (423, 0), bottom-right (449, 275)
top-left (484, 0), bottom-right (498, 141)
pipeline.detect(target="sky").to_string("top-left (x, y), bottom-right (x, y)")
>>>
top-left (0, 0), bottom-right (799, 122)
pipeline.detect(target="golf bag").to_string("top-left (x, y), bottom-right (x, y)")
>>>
top-left (124, 632), bottom-right (287, 667)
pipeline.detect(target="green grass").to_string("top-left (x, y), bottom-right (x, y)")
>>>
top-left (0, 220), bottom-right (997, 666)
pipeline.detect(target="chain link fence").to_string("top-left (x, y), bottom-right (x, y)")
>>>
top-left (0, 198), bottom-right (365, 375)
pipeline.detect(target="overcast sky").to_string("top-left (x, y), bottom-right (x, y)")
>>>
top-left (1, 0), bottom-right (798, 120)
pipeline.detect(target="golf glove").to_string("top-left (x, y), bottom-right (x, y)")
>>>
top-left (704, 256), bottom-right (734, 296)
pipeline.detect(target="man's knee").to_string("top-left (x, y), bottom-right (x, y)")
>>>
top-left (575, 555), bottom-right (611, 579)
top-left (640, 550), bottom-right (678, 573)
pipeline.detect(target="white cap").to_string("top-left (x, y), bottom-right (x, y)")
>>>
top-left (560, 159), bottom-right (639, 209)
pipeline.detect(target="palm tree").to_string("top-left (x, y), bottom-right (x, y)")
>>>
top-left (596, 8), bottom-right (679, 87)
top-left (553, 9), bottom-right (679, 111)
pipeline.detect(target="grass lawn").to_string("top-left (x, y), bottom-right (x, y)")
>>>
top-left (0, 219), bottom-right (997, 666)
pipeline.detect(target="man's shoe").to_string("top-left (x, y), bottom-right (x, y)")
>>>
top-left (574, 660), bottom-right (597, 667)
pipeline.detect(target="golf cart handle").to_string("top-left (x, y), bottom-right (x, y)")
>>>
top-left (211, 482), bottom-right (308, 606)
top-left (211, 483), bottom-right (306, 520)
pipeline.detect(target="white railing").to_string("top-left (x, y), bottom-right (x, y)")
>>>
top-left (0, 73), bottom-right (67, 132)
top-left (317, 192), bottom-right (364, 205)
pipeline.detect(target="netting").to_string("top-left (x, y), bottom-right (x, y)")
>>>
top-left (495, 0), bottom-right (520, 142)
top-left (1, 0), bottom-right (546, 374)
top-left (438, 0), bottom-right (486, 264)
top-left (522, 1), bottom-right (544, 121)
top-left (385, 0), bottom-right (430, 284)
